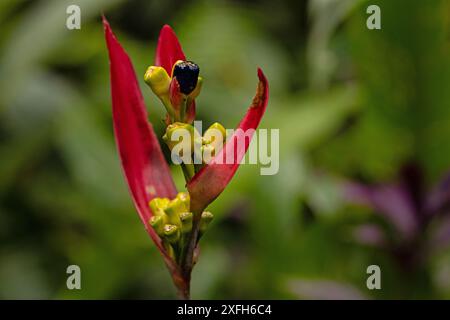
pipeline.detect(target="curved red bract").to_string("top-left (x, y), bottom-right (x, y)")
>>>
top-left (104, 18), bottom-right (269, 266)
top-left (155, 25), bottom-right (186, 75)
top-left (187, 69), bottom-right (269, 213)
top-left (155, 25), bottom-right (196, 123)
top-left (103, 18), bottom-right (178, 258)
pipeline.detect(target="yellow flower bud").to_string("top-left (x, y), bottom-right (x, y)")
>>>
top-left (162, 122), bottom-right (196, 153)
top-left (203, 122), bottom-right (226, 147)
top-left (149, 197), bottom-right (170, 214)
top-left (144, 66), bottom-right (171, 98)
top-left (164, 197), bottom-right (185, 226)
top-left (149, 215), bottom-right (165, 237)
top-left (205, 122), bottom-right (227, 138)
top-left (201, 122), bottom-right (226, 164)
top-left (176, 192), bottom-right (190, 212)
top-left (164, 224), bottom-right (180, 244)
top-left (199, 211), bottom-right (214, 236)
top-left (179, 211), bottom-right (193, 234)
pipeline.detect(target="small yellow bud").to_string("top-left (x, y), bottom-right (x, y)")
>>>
top-left (199, 211), bottom-right (214, 236)
top-left (205, 122), bottom-right (227, 138)
top-left (162, 122), bottom-right (196, 152)
top-left (176, 192), bottom-right (190, 212)
top-left (149, 215), bottom-right (165, 237)
top-left (204, 122), bottom-right (225, 146)
top-left (144, 66), bottom-right (171, 97)
top-left (201, 123), bottom-right (226, 163)
top-left (149, 197), bottom-right (170, 214)
top-left (164, 224), bottom-right (180, 244)
top-left (164, 197), bottom-right (184, 226)
top-left (179, 211), bottom-right (193, 234)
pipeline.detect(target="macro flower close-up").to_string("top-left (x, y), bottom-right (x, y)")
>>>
top-left (1, 0), bottom-right (450, 306)
top-left (103, 17), bottom-right (268, 298)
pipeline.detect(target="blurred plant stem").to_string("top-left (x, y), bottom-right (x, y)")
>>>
top-left (176, 212), bottom-right (202, 299)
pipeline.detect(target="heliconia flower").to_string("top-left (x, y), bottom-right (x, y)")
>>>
top-left (103, 17), bottom-right (269, 298)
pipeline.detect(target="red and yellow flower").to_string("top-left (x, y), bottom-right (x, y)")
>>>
top-left (103, 17), bottom-right (269, 298)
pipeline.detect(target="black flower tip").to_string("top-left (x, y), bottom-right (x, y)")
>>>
top-left (172, 61), bottom-right (200, 95)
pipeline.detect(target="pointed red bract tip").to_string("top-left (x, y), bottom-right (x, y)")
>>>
top-left (102, 14), bottom-right (108, 27)
top-left (257, 67), bottom-right (264, 80)
top-left (103, 17), bottom-right (178, 257)
top-left (187, 68), bottom-right (269, 213)
top-left (155, 24), bottom-right (196, 123)
top-left (155, 24), bottom-right (186, 75)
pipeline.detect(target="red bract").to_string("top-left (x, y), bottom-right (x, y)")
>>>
top-left (103, 16), bottom-right (269, 298)
top-left (155, 25), bottom-right (186, 74)
top-left (155, 25), bottom-right (196, 123)
top-left (188, 69), bottom-right (269, 213)
top-left (103, 17), bottom-right (181, 279)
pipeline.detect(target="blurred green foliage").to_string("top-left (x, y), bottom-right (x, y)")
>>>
top-left (0, 0), bottom-right (449, 299)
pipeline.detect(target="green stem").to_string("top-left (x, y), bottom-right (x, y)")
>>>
top-left (160, 96), bottom-right (176, 122)
top-left (173, 145), bottom-right (201, 299)
top-left (181, 163), bottom-right (195, 181)
top-left (179, 212), bottom-right (201, 285)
